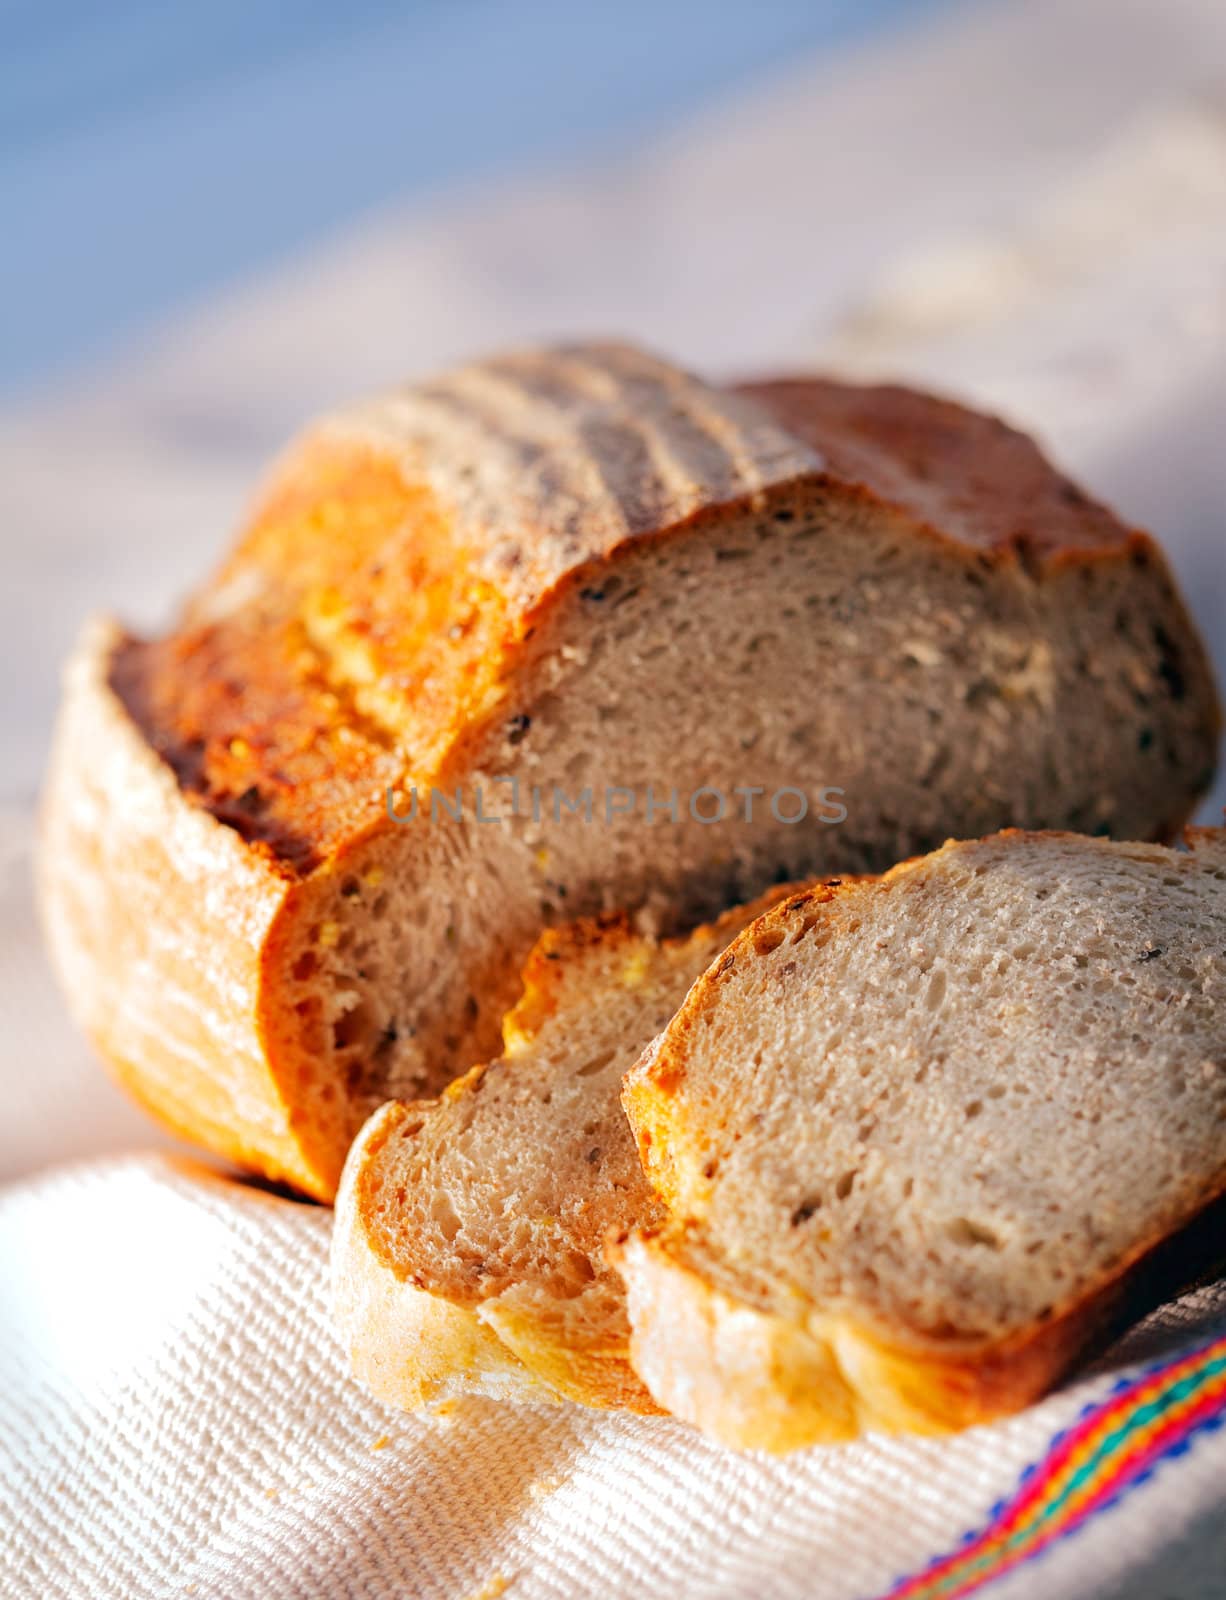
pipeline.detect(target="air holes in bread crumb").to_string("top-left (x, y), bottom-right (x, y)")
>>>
top-left (559, 1251), bottom-right (596, 1295)
top-left (753, 927), bottom-right (786, 957)
top-left (431, 1193), bottom-right (462, 1243)
top-left (925, 969), bottom-right (947, 1010)
top-left (835, 1169), bottom-right (858, 1201)
top-left (333, 1002), bottom-right (379, 1052)
top-left (577, 1049), bottom-right (615, 1079)
top-left (946, 1217), bottom-right (1003, 1250)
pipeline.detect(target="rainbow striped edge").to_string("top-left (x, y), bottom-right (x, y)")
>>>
top-left (880, 1330), bottom-right (1226, 1600)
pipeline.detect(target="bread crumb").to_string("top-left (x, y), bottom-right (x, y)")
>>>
top-left (528, 1474), bottom-right (562, 1501)
top-left (319, 921), bottom-right (340, 949)
top-left (371, 1434), bottom-right (391, 1451)
top-left (363, 867), bottom-right (384, 888)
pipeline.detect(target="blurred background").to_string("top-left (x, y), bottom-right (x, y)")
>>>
top-left (2, 0), bottom-right (1225, 1177)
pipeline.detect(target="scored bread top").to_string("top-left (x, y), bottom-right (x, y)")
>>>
top-left (109, 344), bottom-right (818, 874)
top-left (109, 343), bottom-right (1177, 876)
top-left (739, 378), bottom-right (1139, 560)
top-left (623, 830), bottom-right (1226, 1355)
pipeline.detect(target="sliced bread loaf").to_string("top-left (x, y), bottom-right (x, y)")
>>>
top-left (40, 343), bottom-right (1221, 1197)
top-left (332, 888), bottom-right (791, 1412)
top-left (615, 829), bottom-right (1226, 1449)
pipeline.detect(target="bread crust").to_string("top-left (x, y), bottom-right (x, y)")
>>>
top-left (737, 377), bottom-right (1150, 561)
top-left (38, 618), bottom-right (327, 1193)
top-left (334, 1095), bottom-right (649, 1413)
top-left (616, 830), bottom-right (1226, 1450)
top-left (331, 1102), bottom-right (557, 1410)
top-left (40, 345), bottom-right (1222, 1196)
top-left (610, 1229), bottom-right (1115, 1448)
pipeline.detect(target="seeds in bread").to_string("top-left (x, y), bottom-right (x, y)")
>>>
top-left (332, 890), bottom-right (791, 1411)
top-left (615, 829), bottom-right (1226, 1449)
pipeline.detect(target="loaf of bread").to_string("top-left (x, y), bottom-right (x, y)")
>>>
top-left (332, 889), bottom-right (790, 1413)
top-left (615, 829), bottom-right (1226, 1450)
top-left (39, 343), bottom-right (1220, 1198)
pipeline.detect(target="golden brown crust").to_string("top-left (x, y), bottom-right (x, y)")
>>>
top-left (38, 619), bottom-right (328, 1194)
top-left (108, 442), bottom-right (507, 874)
top-left (113, 346), bottom-right (821, 874)
top-left (611, 1227), bottom-right (1118, 1448)
top-left (735, 376), bottom-right (1142, 560)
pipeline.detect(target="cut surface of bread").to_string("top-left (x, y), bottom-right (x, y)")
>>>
top-left (332, 889), bottom-right (791, 1412)
top-left (616, 829), bottom-right (1226, 1450)
top-left (39, 342), bottom-right (1220, 1198)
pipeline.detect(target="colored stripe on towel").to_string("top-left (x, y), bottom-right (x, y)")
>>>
top-left (883, 1332), bottom-right (1226, 1600)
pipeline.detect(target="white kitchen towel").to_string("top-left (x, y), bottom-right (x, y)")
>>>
top-left (2, 1151), bottom-right (1225, 1600)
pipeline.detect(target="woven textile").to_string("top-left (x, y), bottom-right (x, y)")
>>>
top-left (3, 1154), bottom-right (1226, 1600)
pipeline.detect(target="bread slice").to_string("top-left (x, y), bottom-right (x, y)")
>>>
top-left (39, 343), bottom-right (1220, 1198)
top-left (331, 888), bottom-right (792, 1413)
top-left (615, 829), bottom-right (1226, 1450)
